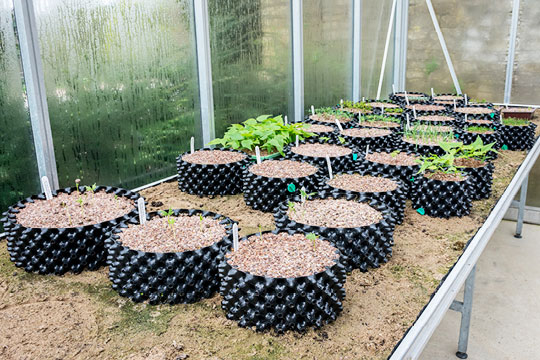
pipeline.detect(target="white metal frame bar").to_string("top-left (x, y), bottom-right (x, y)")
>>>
top-left (392, 0), bottom-right (408, 92)
top-left (13, 0), bottom-right (59, 190)
top-left (504, 0), bottom-right (521, 104)
top-left (425, 0), bottom-right (462, 95)
top-left (291, 0), bottom-right (304, 122)
top-left (376, 0), bottom-right (397, 100)
top-left (390, 136), bottom-right (540, 359)
top-left (192, 0), bottom-right (215, 144)
top-left (352, 0), bottom-right (362, 102)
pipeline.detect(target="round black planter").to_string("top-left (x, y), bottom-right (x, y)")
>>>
top-left (176, 148), bottom-right (250, 196)
top-left (219, 229), bottom-right (347, 333)
top-left (498, 122), bottom-right (537, 151)
top-left (0, 186), bottom-right (140, 275)
top-left (404, 105), bottom-right (448, 118)
top-left (274, 192), bottom-right (396, 272)
top-left (390, 92), bottom-right (431, 105)
top-left (453, 105), bottom-right (500, 121)
top-left (338, 128), bottom-right (397, 153)
top-left (358, 151), bottom-right (420, 199)
top-left (411, 113), bottom-right (462, 128)
top-left (284, 142), bottom-right (359, 173)
top-left (243, 160), bottom-right (324, 212)
top-left (411, 175), bottom-right (473, 218)
top-left (319, 171), bottom-right (406, 225)
top-left (431, 93), bottom-right (465, 107)
top-left (457, 161), bottom-right (494, 200)
top-left (460, 128), bottom-right (501, 160)
top-left (106, 209), bottom-right (234, 305)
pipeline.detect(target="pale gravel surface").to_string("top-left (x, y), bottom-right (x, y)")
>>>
top-left (417, 115), bottom-right (455, 122)
top-left (467, 119), bottom-right (493, 125)
top-left (291, 143), bottom-right (352, 158)
top-left (455, 107), bottom-right (494, 114)
top-left (249, 160), bottom-right (318, 178)
top-left (433, 95), bottom-right (463, 101)
top-left (367, 102), bottom-right (400, 108)
top-left (182, 150), bottom-right (246, 165)
top-left (327, 174), bottom-right (398, 193)
top-left (309, 114), bottom-right (352, 123)
top-left (287, 199), bottom-right (383, 228)
top-left (304, 124), bottom-right (335, 133)
top-left (424, 172), bottom-right (467, 182)
top-left (410, 124), bottom-right (453, 132)
top-left (359, 120), bottom-right (400, 128)
top-left (226, 232), bottom-right (339, 278)
top-left (343, 107), bottom-right (372, 114)
top-left (340, 128), bottom-right (391, 138)
top-left (117, 214), bottom-right (227, 253)
top-left (16, 190), bottom-right (134, 228)
top-left (501, 107), bottom-right (535, 113)
top-left (403, 135), bottom-right (457, 147)
top-left (405, 104), bottom-right (446, 111)
top-left (366, 151), bottom-right (418, 166)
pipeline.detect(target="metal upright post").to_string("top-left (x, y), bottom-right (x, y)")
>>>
top-left (376, 0), bottom-right (397, 100)
top-left (393, 0), bottom-right (408, 92)
top-left (352, 0), bottom-right (362, 102)
top-left (504, 0), bottom-right (521, 104)
top-left (291, 0), bottom-right (304, 122)
top-left (452, 265), bottom-right (476, 359)
top-left (13, 0), bottom-right (59, 190)
top-left (515, 174), bottom-right (528, 238)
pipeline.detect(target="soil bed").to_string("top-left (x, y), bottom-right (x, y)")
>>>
top-left (15, 190), bottom-right (134, 228)
top-left (226, 232), bottom-right (338, 278)
top-left (181, 150), bottom-right (246, 165)
top-left (367, 102), bottom-right (400, 108)
top-left (360, 120), bottom-right (401, 129)
top-left (304, 124), bottom-right (335, 133)
top-left (433, 95), bottom-right (463, 101)
top-left (340, 128), bottom-right (391, 138)
top-left (425, 172), bottom-right (467, 182)
top-left (327, 174), bottom-right (398, 193)
top-left (455, 158), bottom-right (486, 169)
top-left (291, 143), bottom-right (352, 158)
top-left (366, 151), bottom-right (418, 166)
top-left (403, 135), bottom-right (457, 147)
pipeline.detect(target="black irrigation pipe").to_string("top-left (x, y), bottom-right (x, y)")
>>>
top-left (219, 229), bottom-right (347, 333)
top-left (1, 186), bottom-right (140, 275)
top-left (106, 209), bottom-right (235, 305)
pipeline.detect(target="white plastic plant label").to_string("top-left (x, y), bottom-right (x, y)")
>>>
top-left (365, 145), bottom-right (369, 157)
top-left (137, 197), bottom-right (147, 225)
top-left (404, 91), bottom-right (410, 105)
top-left (431, 88), bottom-right (434, 97)
top-left (255, 146), bottom-right (261, 164)
top-left (453, 99), bottom-right (457, 110)
top-left (335, 119), bottom-right (343, 131)
top-left (40, 176), bottom-right (53, 200)
top-left (284, 115), bottom-right (288, 125)
top-left (311, 105), bottom-right (315, 116)
top-left (232, 223), bottom-right (239, 251)
top-left (190, 136), bottom-right (195, 154)
top-left (412, 105), bottom-right (417, 119)
top-left (295, 135), bottom-right (299, 147)
top-left (325, 155), bottom-right (333, 180)
top-left (406, 113), bottom-right (410, 130)
top-left (464, 94), bottom-right (468, 106)
top-left (340, 99), bottom-right (344, 109)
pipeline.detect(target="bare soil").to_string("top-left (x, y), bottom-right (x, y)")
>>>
top-left (405, 105), bottom-right (446, 112)
top-left (367, 102), bottom-right (400, 108)
top-left (304, 124), bottom-right (335, 133)
top-left (455, 158), bottom-right (486, 169)
top-left (417, 115), bottom-right (455, 122)
top-left (455, 107), bottom-right (494, 115)
top-left (0, 117), bottom-right (537, 360)
top-left (309, 114), bottom-right (353, 124)
top-left (182, 150), bottom-right (246, 165)
top-left (424, 172), bottom-right (467, 182)
top-left (360, 121), bottom-right (401, 129)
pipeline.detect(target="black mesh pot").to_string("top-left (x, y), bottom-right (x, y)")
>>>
top-left (242, 160), bottom-right (324, 212)
top-left (404, 105), bottom-right (448, 118)
top-left (319, 171), bottom-right (406, 225)
top-left (498, 122), bottom-right (537, 151)
top-left (284, 142), bottom-right (358, 173)
top-left (106, 209), bottom-right (234, 305)
top-left (431, 93), bottom-right (465, 107)
top-left (274, 192), bottom-right (396, 272)
top-left (298, 121), bottom-right (340, 144)
top-left (457, 161), bottom-right (494, 200)
top-left (453, 105), bottom-right (500, 121)
top-left (338, 128), bottom-right (397, 153)
top-left (411, 113), bottom-right (462, 128)
top-left (0, 186), bottom-right (140, 275)
top-left (411, 175), bottom-right (473, 218)
top-left (219, 229), bottom-right (347, 333)
top-left (390, 92), bottom-right (431, 105)
top-left (176, 148), bottom-right (250, 196)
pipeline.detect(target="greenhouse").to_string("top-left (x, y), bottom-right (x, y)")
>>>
top-left (1, 0), bottom-right (539, 359)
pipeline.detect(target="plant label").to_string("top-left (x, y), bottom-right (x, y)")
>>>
top-left (295, 135), bottom-right (299, 147)
top-left (284, 115), bottom-right (288, 125)
top-left (365, 145), bottom-right (369, 157)
top-left (362, 96), bottom-right (365, 102)
top-left (412, 106), bottom-right (417, 119)
top-left (190, 137), bottom-right (195, 154)
top-left (404, 91), bottom-right (410, 105)
top-left (505, 104), bottom-right (508, 109)
top-left (255, 146), bottom-right (261, 164)
top-left (311, 105), bottom-right (315, 116)
top-left (335, 119), bottom-right (343, 131)
top-left (392, 84), bottom-right (396, 94)
top-left (453, 99), bottom-right (457, 110)
top-left (406, 113), bottom-right (410, 130)
top-left (137, 198), bottom-right (147, 225)
top-left (325, 155), bottom-right (333, 180)
top-left (464, 94), bottom-right (468, 106)
top-left (465, 114), bottom-right (468, 123)
top-left (40, 176), bottom-right (53, 200)
top-left (301, 186), bottom-right (307, 203)
top-left (340, 99), bottom-right (343, 109)
top-left (431, 88), bottom-right (434, 97)
top-left (232, 223), bottom-right (239, 251)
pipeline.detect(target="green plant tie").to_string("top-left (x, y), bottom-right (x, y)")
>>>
top-left (287, 183), bottom-right (296, 192)
top-left (416, 207), bottom-right (425, 215)
top-left (352, 153), bottom-right (358, 161)
top-left (493, 126), bottom-right (497, 130)
top-left (455, 134), bottom-right (460, 139)
top-left (410, 177), bottom-right (415, 182)
top-left (502, 144), bottom-right (508, 150)
top-left (490, 112), bottom-right (495, 118)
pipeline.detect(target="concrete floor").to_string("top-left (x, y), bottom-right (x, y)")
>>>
top-left (420, 220), bottom-right (540, 360)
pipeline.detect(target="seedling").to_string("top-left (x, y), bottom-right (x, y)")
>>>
top-left (159, 208), bottom-right (176, 236)
top-left (318, 136), bottom-right (330, 143)
top-left (306, 232), bottom-right (319, 251)
top-left (390, 150), bottom-right (400, 158)
top-left (287, 201), bottom-right (296, 215)
top-left (258, 224), bottom-right (263, 237)
top-left (502, 117), bottom-right (529, 126)
top-left (338, 136), bottom-right (346, 144)
top-left (85, 183), bottom-right (97, 201)
top-left (76, 196), bottom-right (85, 218)
top-left (199, 214), bottom-right (204, 232)
top-left (61, 201), bottom-right (72, 226)
top-left (299, 187), bottom-right (316, 203)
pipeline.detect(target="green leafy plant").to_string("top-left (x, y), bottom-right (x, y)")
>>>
top-left (159, 208), bottom-right (176, 236)
top-left (299, 187), bottom-right (316, 203)
top-left (342, 100), bottom-right (372, 111)
top-left (287, 201), bottom-right (296, 215)
top-left (305, 232), bottom-right (319, 251)
top-left (208, 114), bottom-right (315, 155)
top-left (456, 137), bottom-right (497, 162)
top-left (382, 107), bottom-right (404, 114)
top-left (466, 126), bottom-right (492, 134)
top-left (85, 183), bottom-right (97, 202)
top-left (361, 114), bottom-right (401, 124)
top-left (258, 224), bottom-right (263, 237)
top-left (338, 136), bottom-right (346, 144)
top-left (416, 152), bottom-right (462, 177)
top-left (314, 107), bottom-right (353, 120)
top-left (502, 117), bottom-right (530, 126)
top-left (390, 150), bottom-right (400, 158)
top-left (318, 136), bottom-right (330, 143)
top-left (61, 201), bottom-right (72, 226)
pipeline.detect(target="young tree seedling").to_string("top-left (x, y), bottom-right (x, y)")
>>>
top-left (199, 214), bottom-right (204, 232)
top-left (85, 183), bottom-right (97, 202)
top-left (61, 201), bottom-right (72, 226)
top-left (137, 198), bottom-right (147, 225)
top-left (390, 149), bottom-right (400, 158)
top-left (232, 223), bottom-right (239, 251)
top-left (159, 208), bottom-right (176, 237)
top-left (325, 155), bottom-right (333, 180)
top-left (258, 224), bottom-right (263, 237)
top-left (41, 176), bottom-right (53, 200)
top-left (306, 232), bottom-right (319, 251)
top-left (75, 179), bottom-right (81, 195)
top-left (190, 136), bottom-right (195, 154)
top-left (255, 146), bottom-right (261, 164)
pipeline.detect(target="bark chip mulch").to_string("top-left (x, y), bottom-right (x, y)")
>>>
top-left (15, 190), bottom-right (134, 228)
top-left (291, 143), bottom-right (352, 158)
top-left (366, 151), bottom-right (418, 166)
top-left (117, 214), bottom-right (227, 253)
top-left (287, 198), bottom-right (382, 228)
top-left (225, 232), bottom-right (339, 278)
top-left (182, 150), bottom-right (246, 165)
top-left (327, 174), bottom-right (398, 192)
top-left (340, 128), bottom-right (391, 138)
top-left (249, 160), bottom-right (318, 178)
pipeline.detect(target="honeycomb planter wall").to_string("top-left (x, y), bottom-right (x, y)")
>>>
top-left (461, 162), bottom-right (494, 200)
top-left (411, 176), bottom-right (473, 218)
top-left (284, 143), bottom-right (358, 173)
top-left (339, 131), bottom-right (396, 153)
top-left (176, 148), bottom-right (250, 196)
top-left (498, 123), bottom-right (537, 151)
top-left (274, 192), bottom-right (395, 272)
top-left (219, 230), bottom-right (347, 333)
top-left (106, 209), bottom-right (234, 305)
top-left (1, 186), bottom-right (140, 275)
top-left (454, 105), bottom-right (500, 121)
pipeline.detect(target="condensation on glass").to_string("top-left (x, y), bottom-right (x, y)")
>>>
top-left (209, 0), bottom-right (292, 137)
top-left (0, 0), bottom-right (40, 221)
top-left (406, 0), bottom-right (511, 102)
top-left (35, 0), bottom-right (200, 189)
top-left (303, 0), bottom-right (352, 108)
top-left (361, 0), bottom-right (395, 99)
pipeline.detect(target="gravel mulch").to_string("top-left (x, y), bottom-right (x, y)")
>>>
top-left (405, 104), bottom-right (446, 111)
top-left (359, 121), bottom-right (401, 128)
top-left (455, 158), bottom-right (486, 168)
top-left (455, 107), bottom-right (494, 115)
top-left (117, 214), bottom-right (227, 253)
top-left (409, 124), bottom-right (453, 133)
top-left (287, 198), bottom-right (383, 228)
top-left (433, 100), bottom-right (454, 105)
top-left (15, 190), bottom-right (134, 228)
top-left (309, 114), bottom-right (352, 123)
top-left (182, 150), bottom-right (246, 165)
top-left (327, 174), bottom-right (398, 192)
top-left (500, 107), bottom-right (535, 113)
top-left (249, 160), bottom-right (318, 178)
top-left (305, 124), bottom-right (335, 133)
top-left (225, 232), bottom-right (339, 278)
top-left (366, 152), bottom-right (418, 166)
top-left (343, 108), bottom-right (372, 114)
top-left (403, 136), bottom-right (456, 147)
top-left (424, 172), bottom-right (467, 182)
top-left (291, 143), bottom-right (352, 158)
top-left (467, 119), bottom-right (493, 125)
top-left (433, 95), bottom-right (463, 101)
top-left (340, 128), bottom-right (391, 138)
top-left (417, 115), bottom-right (455, 122)
top-left (367, 102), bottom-right (400, 108)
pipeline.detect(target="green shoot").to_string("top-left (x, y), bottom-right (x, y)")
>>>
top-left (159, 208), bottom-right (176, 236)
top-left (390, 150), bottom-right (400, 158)
top-left (199, 214), bottom-right (204, 232)
top-left (75, 178), bottom-right (81, 194)
top-left (287, 201), bottom-right (296, 214)
top-left (338, 136), bottom-right (346, 144)
top-left (502, 117), bottom-right (530, 126)
top-left (258, 224), bottom-right (263, 237)
top-left (467, 126), bottom-right (492, 133)
top-left (305, 232), bottom-right (319, 251)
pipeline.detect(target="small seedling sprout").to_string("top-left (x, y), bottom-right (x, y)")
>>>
top-left (75, 179), bottom-right (81, 194)
top-left (287, 201), bottom-right (296, 214)
top-left (258, 224), bottom-right (263, 237)
top-left (199, 214), bottom-right (204, 232)
top-left (306, 232), bottom-right (319, 251)
top-left (159, 208), bottom-right (176, 236)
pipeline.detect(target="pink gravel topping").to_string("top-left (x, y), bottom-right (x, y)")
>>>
top-left (291, 143), bottom-right (352, 158)
top-left (249, 160), bottom-right (318, 178)
top-left (182, 150), bottom-right (246, 165)
top-left (340, 128), bottom-right (391, 138)
top-left (327, 174), bottom-right (398, 193)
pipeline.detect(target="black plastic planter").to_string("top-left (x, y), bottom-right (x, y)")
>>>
top-left (411, 113), bottom-right (462, 128)
top-left (431, 93), bottom-right (465, 107)
top-left (411, 175), bottom-right (473, 218)
top-left (0, 186), bottom-right (140, 275)
top-left (284, 142), bottom-right (359, 173)
top-left (319, 171), bottom-right (406, 225)
top-left (106, 209), bottom-right (234, 305)
top-left (457, 161), bottom-right (494, 200)
top-left (453, 105), bottom-right (500, 121)
top-left (498, 122), bottom-right (537, 151)
top-left (243, 160), bottom-right (324, 212)
top-left (176, 148), bottom-right (250, 196)
top-left (274, 192), bottom-right (395, 272)
top-left (219, 229), bottom-right (347, 333)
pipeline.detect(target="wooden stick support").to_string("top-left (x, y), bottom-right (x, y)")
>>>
top-left (232, 223), bottom-right (239, 251)
top-left (325, 156), bottom-right (333, 180)
top-left (190, 137), bottom-right (195, 154)
top-left (335, 119), bottom-right (343, 131)
top-left (311, 105), bottom-right (315, 116)
top-left (255, 146), bottom-right (261, 164)
top-left (40, 176), bottom-right (53, 200)
top-left (137, 198), bottom-right (147, 225)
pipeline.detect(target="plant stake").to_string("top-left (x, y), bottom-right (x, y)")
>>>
top-left (406, 113), bottom-right (410, 130)
top-left (255, 146), bottom-right (261, 164)
top-left (190, 137), bottom-right (195, 154)
top-left (335, 119), bottom-right (343, 131)
top-left (365, 145), bottom-right (370, 157)
top-left (431, 88), bottom-right (434, 97)
top-left (340, 99), bottom-right (343, 109)
top-left (137, 198), bottom-right (147, 225)
top-left (40, 176), bottom-right (53, 200)
top-left (464, 94), bottom-right (468, 106)
top-left (295, 135), bottom-right (299, 147)
top-left (232, 223), bottom-right (239, 251)
top-left (404, 91), bottom-right (410, 105)
top-left (284, 115), bottom-right (288, 125)
top-left (325, 155), bottom-right (333, 180)
top-left (311, 105), bottom-right (315, 116)
top-left (412, 105), bottom-right (417, 119)
top-left (453, 99), bottom-right (456, 111)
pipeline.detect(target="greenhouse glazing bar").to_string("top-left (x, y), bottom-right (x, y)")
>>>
top-left (291, 0), bottom-right (304, 122)
top-left (351, 0), bottom-right (362, 102)
top-left (392, 0), bottom-right (408, 92)
top-left (504, 0), bottom-right (521, 104)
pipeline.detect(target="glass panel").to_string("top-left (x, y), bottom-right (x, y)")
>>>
top-left (0, 0), bottom-right (40, 219)
top-left (303, 0), bottom-right (352, 108)
top-left (361, 0), bottom-right (395, 99)
top-left (209, 0), bottom-right (291, 137)
top-left (406, 0), bottom-right (511, 102)
top-left (36, 0), bottom-right (200, 189)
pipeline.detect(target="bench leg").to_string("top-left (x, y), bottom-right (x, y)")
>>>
top-left (514, 174), bottom-right (528, 238)
top-left (449, 265), bottom-right (476, 359)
